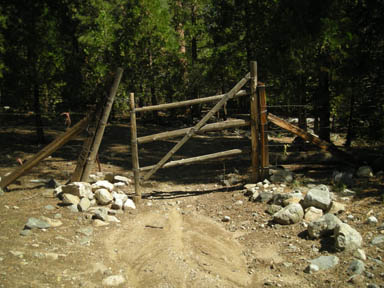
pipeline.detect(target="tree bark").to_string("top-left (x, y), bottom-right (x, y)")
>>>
top-left (33, 83), bottom-right (45, 144)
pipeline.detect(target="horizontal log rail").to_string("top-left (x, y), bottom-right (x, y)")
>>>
top-left (137, 119), bottom-right (250, 144)
top-left (139, 149), bottom-right (244, 172)
top-left (134, 90), bottom-right (248, 112)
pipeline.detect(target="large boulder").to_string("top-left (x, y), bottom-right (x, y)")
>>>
top-left (334, 223), bottom-right (363, 251)
top-left (273, 203), bottom-right (304, 225)
top-left (307, 213), bottom-right (342, 239)
top-left (302, 185), bottom-right (331, 211)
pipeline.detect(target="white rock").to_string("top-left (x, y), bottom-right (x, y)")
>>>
top-left (92, 180), bottom-right (114, 192)
top-left (111, 198), bottom-right (123, 210)
top-left (107, 215), bottom-right (120, 223)
top-left (78, 197), bottom-right (91, 212)
top-left (102, 275), bottom-right (126, 287)
top-left (123, 199), bottom-right (136, 210)
top-left (62, 182), bottom-right (93, 199)
top-left (113, 175), bottom-right (132, 185)
top-left (302, 185), bottom-right (331, 211)
top-left (334, 223), bottom-right (363, 251)
top-left (327, 201), bottom-right (346, 215)
top-left (353, 249), bottom-right (367, 261)
top-left (94, 189), bottom-right (113, 205)
top-left (273, 203), bottom-right (304, 225)
top-left (366, 216), bottom-right (378, 224)
top-left (61, 193), bottom-right (80, 205)
top-left (304, 207), bottom-right (323, 222)
top-left (111, 191), bottom-right (128, 202)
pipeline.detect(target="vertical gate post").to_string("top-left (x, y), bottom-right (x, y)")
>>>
top-left (258, 83), bottom-right (269, 179)
top-left (130, 92), bottom-right (141, 203)
top-left (250, 61), bottom-right (260, 182)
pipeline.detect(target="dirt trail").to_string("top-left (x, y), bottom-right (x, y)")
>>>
top-left (103, 207), bottom-right (252, 287)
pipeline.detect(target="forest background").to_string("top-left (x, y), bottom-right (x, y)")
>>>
top-left (0, 0), bottom-right (383, 147)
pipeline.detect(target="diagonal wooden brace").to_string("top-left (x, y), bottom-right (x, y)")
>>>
top-left (143, 72), bottom-right (251, 181)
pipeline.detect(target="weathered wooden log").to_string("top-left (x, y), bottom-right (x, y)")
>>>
top-left (267, 113), bottom-right (358, 165)
top-left (72, 67), bottom-right (124, 182)
top-left (130, 92), bottom-right (141, 202)
top-left (134, 90), bottom-right (248, 112)
top-left (0, 115), bottom-right (91, 189)
top-left (137, 119), bottom-right (250, 144)
top-left (140, 149), bottom-right (243, 172)
top-left (250, 61), bottom-right (260, 182)
top-left (259, 84), bottom-right (269, 178)
top-left (143, 73), bottom-right (251, 181)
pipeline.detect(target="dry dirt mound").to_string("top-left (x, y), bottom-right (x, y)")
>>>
top-left (103, 208), bottom-right (251, 288)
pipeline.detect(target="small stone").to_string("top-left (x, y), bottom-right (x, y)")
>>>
top-left (92, 180), bottom-right (114, 192)
top-left (327, 201), bottom-right (346, 215)
top-left (356, 166), bottom-right (373, 178)
top-left (266, 204), bottom-right (282, 215)
top-left (54, 213), bottom-right (62, 219)
top-left (234, 200), bottom-right (243, 205)
top-left (20, 229), bottom-right (32, 236)
top-left (123, 199), bottom-right (136, 210)
top-left (334, 223), bottom-right (363, 251)
top-left (302, 184), bottom-right (331, 211)
top-left (353, 249), bottom-right (367, 261)
top-left (347, 274), bottom-right (365, 285)
top-left (44, 205), bottom-right (55, 211)
top-left (273, 203), bottom-right (304, 225)
top-left (304, 263), bottom-right (319, 274)
top-left (61, 193), bottom-right (80, 205)
top-left (78, 197), bottom-right (91, 212)
top-left (222, 216), bottom-right (231, 222)
top-left (102, 275), bottom-right (126, 287)
top-left (25, 217), bottom-right (50, 229)
top-left (67, 204), bottom-right (79, 213)
top-left (113, 175), bottom-right (132, 185)
top-left (94, 189), bottom-right (113, 205)
top-left (347, 259), bottom-right (365, 275)
top-left (92, 207), bottom-right (109, 221)
top-left (40, 216), bottom-right (62, 227)
top-left (111, 198), bottom-right (123, 210)
top-left (258, 191), bottom-right (274, 203)
top-left (62, 182), bottom-right (93, 199)
top-left (371, 235), bottom-right (384, 246)
top-left (367, 216), bottom-right (378, 224)
top-left (107, 215), bottom-right (120, 223)
top-left (308, 213), bottom-right (342, 239)
top-left (304, 207), bottom-right (323, 222)
top-left (309, 255), bottom-right (339, 271)
top-left (93, 219), bottom-right (109, 227)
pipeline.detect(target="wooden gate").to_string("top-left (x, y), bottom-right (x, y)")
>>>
top-left (129, 61), bottom-right (269, 203)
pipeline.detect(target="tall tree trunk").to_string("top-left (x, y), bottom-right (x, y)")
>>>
top-left (298, 75), bottom-right (307, 130)
top-left (190, 3), bottom-right (201, 119)
top-left (148, 48), bottom-right (158, 122)
top-left (318, 54), bottom-right (331, 142)
top-left (345, 91), bottom-right (355, 147)
top-left (33, 83), bottom-right (45, 144)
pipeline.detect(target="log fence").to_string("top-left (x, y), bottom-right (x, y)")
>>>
top-left (130, 61), bottom-right (269, 202)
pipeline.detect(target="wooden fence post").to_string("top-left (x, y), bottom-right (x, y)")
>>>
top-left (72, 67), bottom-right (124, 182)
top-left (259, 83), bottom-right (269, 179)
top-left (250, 61), bottom-right (260, 182)
top-left (130, 93), bottom-right (141, 203)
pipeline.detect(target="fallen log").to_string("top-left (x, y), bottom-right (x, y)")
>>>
top-left (267, 113), bottom-right (359, 166)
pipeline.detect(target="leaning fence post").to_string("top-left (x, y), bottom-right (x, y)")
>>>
top-left (130, 92), bottom-right (141, 203)
top-left (258, 83), bottom-right (269, 179)
top-left (250, 61), bottom-right (260, 182)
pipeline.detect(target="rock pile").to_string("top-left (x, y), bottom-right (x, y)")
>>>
top-left (54, 173), bottom-right (135, 224)
top-left (244, 166), bottom-right (382, 275)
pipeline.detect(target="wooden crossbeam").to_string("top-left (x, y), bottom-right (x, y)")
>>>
top-left (137, 119), bottom-right (249, 144)
top-left (140, 149), bottom-right (243, 172)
